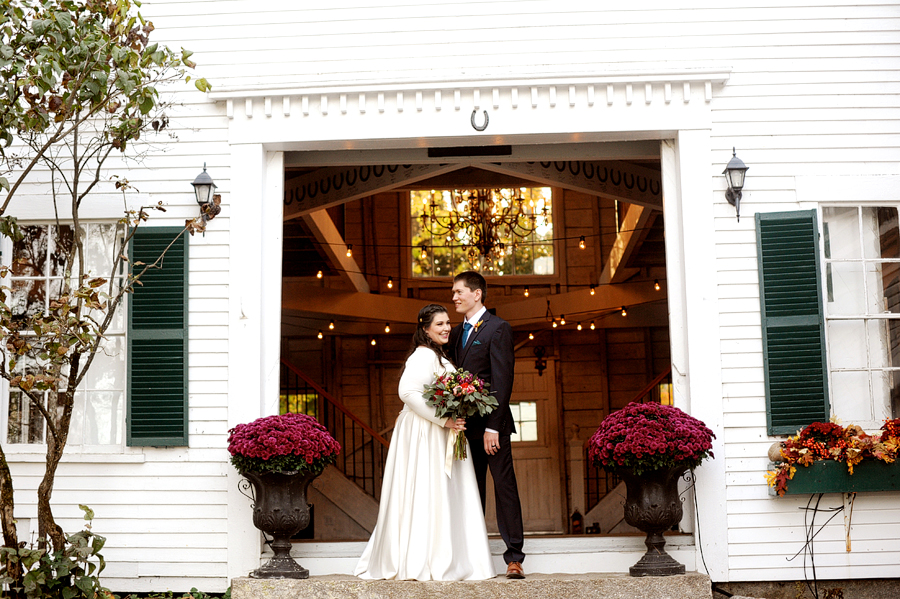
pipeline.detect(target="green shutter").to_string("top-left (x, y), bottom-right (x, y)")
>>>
top-left (127, 227), bottom-right (189, 446)
top-left (756, 210), bottom-right (829, 435)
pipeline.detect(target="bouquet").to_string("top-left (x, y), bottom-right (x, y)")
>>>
top-left (423, 367), bottom-right (498, 461)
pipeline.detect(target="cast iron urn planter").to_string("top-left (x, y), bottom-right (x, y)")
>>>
top-left (243, 470), bottom-right (316, 579)
top-left (620, 465), bottom-right (686, 577)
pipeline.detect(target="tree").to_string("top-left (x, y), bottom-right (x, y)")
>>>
top-left (0, 1), bottom-right (211, 594)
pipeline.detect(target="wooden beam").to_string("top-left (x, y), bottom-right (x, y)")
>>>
top-left (494, 281), bottom-right (664, 326)
top-left (282, 282), bottom-right (447, 322)
top-left (301, 210), bottom-right (370, 293)
top-left (284, 163), bottom-right (467, 220)
top-left (476, 161), bottom-right (662, 210)
top-left (600, 204), bottom-right (657, 285)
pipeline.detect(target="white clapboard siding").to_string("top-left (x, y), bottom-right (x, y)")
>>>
top-left (4, 0), bottom-right (899, 590)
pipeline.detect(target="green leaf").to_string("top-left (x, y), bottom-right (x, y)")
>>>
top-left (79, 504), bottom-right (95, 520)
top-left (55, 12), bottom-right (72, 30)
top-left (194, 77), bottom-right (210, 92)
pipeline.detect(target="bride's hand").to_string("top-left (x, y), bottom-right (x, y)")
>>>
top-left (444, 418), bottom-right (466, 431)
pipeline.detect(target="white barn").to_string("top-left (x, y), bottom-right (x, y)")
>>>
top-left (4, 0), bottom-right (900, 593)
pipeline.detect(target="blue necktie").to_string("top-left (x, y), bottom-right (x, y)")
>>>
top-left (462, 322), bottom-right (473, 347)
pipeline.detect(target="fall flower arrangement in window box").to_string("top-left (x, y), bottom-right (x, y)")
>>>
top-left (227, 412), bottom-right (341, 476)
top-left (766, 418), bottom-right (900, 496)
top-left (588, 402), bottom-right (716, 476)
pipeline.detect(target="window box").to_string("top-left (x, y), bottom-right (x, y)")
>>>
top-left (775, 460), bottom-right (900, 495)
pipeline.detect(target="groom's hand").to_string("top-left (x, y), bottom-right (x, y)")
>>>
top-left (484, 431), bottom-right (500, 455)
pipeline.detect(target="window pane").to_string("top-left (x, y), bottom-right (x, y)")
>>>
top-left (871, 370), bottom-right (899, 421)
top-left (864, 207), bottom-right (900, 260)
top-left (888, 318), bottom-right (900, 368)
top-left (520, 401), bottom-right (537, 421)
top-left (822, 207), bottom-right (860, 259)
top-left (12, 226), bottom-right (48, 277)
top-left (827, 319), bottom-right (867, 369)
top-left (11, 278), bottom-right (45, 321)
top-left (51, 225), bottom-right (74, 277)
top-left (868, 319), bottom-right (892, 369)
top-left (519, 421), bottom-right (538, 442)
top-left (880, 262), bottom-right (900, 313)
top-left (827, 262), bottom-right (865, 315)
top-left (831, 370), bottom-right (872, 421)
top-left (84, 392), bottom-right (124, 445)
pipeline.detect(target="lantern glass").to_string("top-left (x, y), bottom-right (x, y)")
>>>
top-left (191, 165), bottom-right (216, 205)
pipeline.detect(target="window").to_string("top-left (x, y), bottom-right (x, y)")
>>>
top-left (510, 401), bottom-right (538, 442)
top-left (4, 223), bottom-right (126, 445)
top-left (822, 206), bottom-right (900, 427)
top-left (410, 187), bottom-right (553, 276)
top-left (2, 224), bottom-right (189, 448)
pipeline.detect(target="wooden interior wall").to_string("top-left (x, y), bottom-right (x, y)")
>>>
top-left (282, 185), bottom-right (671, 534)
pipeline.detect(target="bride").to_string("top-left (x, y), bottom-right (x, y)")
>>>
top-left (355, 303), bottom-right (496, 581)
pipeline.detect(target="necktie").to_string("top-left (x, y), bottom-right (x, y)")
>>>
top-left (462, 322), bottom-right (473, 347)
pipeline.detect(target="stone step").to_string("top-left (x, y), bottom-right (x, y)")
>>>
top-left (283, 534), bottom-right (697, 577)
top-left (232, 573), bottom-right (712, 599)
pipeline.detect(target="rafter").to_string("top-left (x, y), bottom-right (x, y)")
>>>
top-left (301, 209), bottom-right (370, 293)
top-left (600, 204), bottom-right (658, 285)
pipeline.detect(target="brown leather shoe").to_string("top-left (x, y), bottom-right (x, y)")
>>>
top-left (506, 561), bottom-right (525, 579)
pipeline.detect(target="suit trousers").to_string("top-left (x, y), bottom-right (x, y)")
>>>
top-left (467, 430), bottom-right (526, 564)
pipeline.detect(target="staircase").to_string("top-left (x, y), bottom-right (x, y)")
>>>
top-left (281, 359), bottom-right (387, 534)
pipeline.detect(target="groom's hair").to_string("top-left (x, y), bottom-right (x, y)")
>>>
top-left (454, 271), bottom-right (487, 303)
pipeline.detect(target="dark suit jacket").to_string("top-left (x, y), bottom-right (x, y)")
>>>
top-left (449, 309), bottom-right (516, 436)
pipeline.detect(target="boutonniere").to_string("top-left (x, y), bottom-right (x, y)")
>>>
top-left (473, 320), bottom-right (484, 333)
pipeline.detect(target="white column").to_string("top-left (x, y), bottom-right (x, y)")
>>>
top-left (261, 151), bottom-right (284, 417)
top-left (662, 131), bottom-right (729, 580)
top-left (226, 143), bottom-right (267, 580)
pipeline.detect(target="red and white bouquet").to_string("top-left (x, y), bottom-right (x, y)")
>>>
top-left (424, 367), bottom-right (498, 461)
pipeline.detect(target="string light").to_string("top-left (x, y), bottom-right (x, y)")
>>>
top-left (524, 287), bottom-right (530, 297)
top-left (387, 277), bottom-right (394, 289)
top-left (384, 323), bottom-right (391, 333)
top-left (370, 338), bottom-right (377, 346)
top-left (346, 244), bottom-right (353, 258)
top-left (579, 236), bottom-right (586, 250)
top-left (316, 270), bottom-right (323, 279)
top-left (590, 321), bottom-right (596, 330)
top-left (590, 285), bottom-right (596, 296)
top-left (560, 314), bottom-right (566, 326)
top-left (317, 330), bottom-right (323, 339)
top-left (552, 321), bottom-right (558, 328)
top-left (654, 279), bottom-right (661, 291)
top-left (528, 332), bottom-right (534, 340)
top-left (621, 306), bottom-right (627, 317)
top-left (329, 320), bottom-right (335, 330)
top-left (577, 322), bottom-right (582, 331)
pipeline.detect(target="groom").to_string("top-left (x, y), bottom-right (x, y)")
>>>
top-left (449, 270), bottom-right (526, 579)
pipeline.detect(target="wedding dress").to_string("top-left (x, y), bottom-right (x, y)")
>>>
top-left (355, 346), bottom-right (496, 581)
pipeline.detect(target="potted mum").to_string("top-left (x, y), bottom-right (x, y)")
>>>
top-left (588, 402), bottom-right (716, 577)
top-left (228, 413), bottom-right (341, 579)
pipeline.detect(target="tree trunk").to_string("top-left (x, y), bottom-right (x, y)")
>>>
top-left (0, 444), bottom-right (24, 598)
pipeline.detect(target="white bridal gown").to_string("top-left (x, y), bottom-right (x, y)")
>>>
top-left (355, 346), bottom-right (496, 581)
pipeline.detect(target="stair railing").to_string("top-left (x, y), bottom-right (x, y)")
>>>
top-left (583, 365), bottom-right (673, 513)
top-left (280, 358), bottom-right (390, 501)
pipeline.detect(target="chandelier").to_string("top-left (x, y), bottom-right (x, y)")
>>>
top-left (420, 188), bottom-right (548, 265)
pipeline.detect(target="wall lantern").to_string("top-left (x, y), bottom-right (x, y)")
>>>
top-left (723, 148), bottom-right (749, 222)
top-left (191, 163), bottom-right (217, 207)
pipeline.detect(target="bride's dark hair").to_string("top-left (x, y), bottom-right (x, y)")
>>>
top-left (400, 304), bottom-right (453, 377)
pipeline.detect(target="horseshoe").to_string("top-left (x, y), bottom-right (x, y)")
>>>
top-left (471, 109), bottom-right (489, 131)
top-left (650, 180), bottom-right (661, 195)
top-left (332, 172), bottom-right (344, 190)
top-left (346, 168), bottom-right (358, 186)
top-left (636, 176), bottom-right (648, 192)
top-left (359, 165), bottom-right (371, 182)
top-left (598, 166), bottom-right (608, 182)
top-left (610, 169), bottom-right (622, 186)
top-left (387, 164), bottom-right (399, 173)
top-left (623, 172), bottom-right (635, 189)
top-left (373, 164), bottom-right (385, 178)
top-left (320, 176), bottom-right (330, 194)
top-left (584, 162), bottom-right (595, 179)
top-left (308, 181), bottom-right (318, 198)
top-left (284, 189), bottom-right (293, 205)
top-left (568, 162), bottom-right (581, 177)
